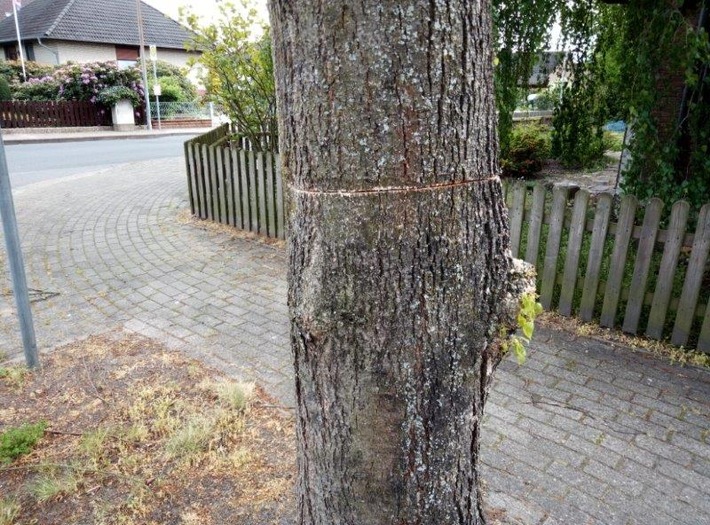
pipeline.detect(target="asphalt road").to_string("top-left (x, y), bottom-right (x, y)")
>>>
top-left (4, 135), bottom-right (198, 188)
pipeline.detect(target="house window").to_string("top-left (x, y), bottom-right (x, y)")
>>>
top-left (116, 45), bottom-right (139, 69)
top-left (4, 43), bottom-right (34, 62)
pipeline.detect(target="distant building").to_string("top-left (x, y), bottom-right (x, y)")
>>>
top-left (526, 51), bottom-right (571, 89)
top-left (0, 0), bottom-right (199, 80)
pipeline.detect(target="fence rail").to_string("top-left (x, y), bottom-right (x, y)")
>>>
top-left (0, 100), bottom-right (111, 128)
top-left (185, 128), bottom-right (710, 352)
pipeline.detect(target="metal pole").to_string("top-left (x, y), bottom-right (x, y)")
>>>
top-left (136, 0), bottom-right (152, 131)
top-left (12, 2), bottom-right (26, 81)
top-left (152, 59), bottom-right (161, 130)
top-left (0, 126), bottom-right (38, 368)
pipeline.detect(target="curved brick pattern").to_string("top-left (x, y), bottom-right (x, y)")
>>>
top-left (1, 157), bottom-right (708, 524)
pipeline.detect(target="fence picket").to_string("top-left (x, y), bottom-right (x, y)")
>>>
top-left (540, 185), bottom-right (568, 309)
top-left (223, 149), bottom-right (235, 227)
top-left (559, 189), bottom-right (589, 316)
top-left (248, 151), bottom-right (259, 232)
top-left (623, 198), bottom-right (663, 333)
top-left (194, 144), bottom-right (207, 219)
top-left (646, 201), bottom-right (690, 339)
top-left (266, 152), bottom-right (276, 238)
top-left (524, 184), bottom-right (546, 266)
top-left (600, 195), bottom-right (638, 328)
top-left (579, 194), bottom-right (612, 322)
top-left (241, 150), bottom-right (251, 230)
top-left (257, 152), bottom-right (268, 236)
top-left (508, 182), bottom-right (526, 258)
top-left (671, 204), bottom-right (710, 346)
top-left (275, 157), bottom-right (285, 239)
top-left (185, 141), bottom-right (196, 215)
top-left (231, 148), bottom-right (243, 229)
top-left (699, 303), bottom-right (710, 352)
top-left (216, 146), bottom-right (227, 225)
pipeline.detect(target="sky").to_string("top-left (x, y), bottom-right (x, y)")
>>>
top-left (144, 0), bottom-right (269, 25)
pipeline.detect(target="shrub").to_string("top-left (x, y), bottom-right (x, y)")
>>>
top-left (139, 59), bottom-right (197, 102)
top-left (55, 61), bottom-right (144, 105)
top-left (155, 76), bottom-right (188, 102)
top-left (97, 85), bottom-right (140, 107)
top-left (0, 421), bottom-right (47, 465)
top-left (0, 76), bottom-right (11, 101)
top-left (602, 130), bottom-right (624, 152)
top-left (501, 124), bottom-right (551, 178)
top-left (0, 60), bottom-right (55, 84)
top-left (11, 76), bottom-right (61, 101)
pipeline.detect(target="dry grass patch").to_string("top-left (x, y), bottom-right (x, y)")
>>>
top-left (0, 332), bottom-right (296, 525)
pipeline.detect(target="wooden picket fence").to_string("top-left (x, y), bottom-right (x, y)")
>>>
top-left (185, 126), bottom-right (710, 351)
top-left (184, 124), bottom-right (285, 240)
top-left (503, 182), bottom-right (710, 352)
top-left (0, 100), bottom-right (111, 128)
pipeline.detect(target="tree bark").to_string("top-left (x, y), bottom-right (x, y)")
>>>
top-left (269, 1), bottom-right (511, 523)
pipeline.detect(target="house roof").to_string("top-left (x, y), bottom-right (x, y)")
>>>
top-left (0, 0), bottom-right (193, 50)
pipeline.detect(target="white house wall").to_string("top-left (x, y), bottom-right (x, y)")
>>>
top-left (32, 44), bottom-right (59, 65)
top-left (55, 41), bottom-right (116, 64)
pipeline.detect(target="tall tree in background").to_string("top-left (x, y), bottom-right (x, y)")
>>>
top-left (269, 1), bottom-right (525, 523)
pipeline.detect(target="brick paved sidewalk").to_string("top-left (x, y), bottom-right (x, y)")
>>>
top-left (0, 158), bottom-right (708, 524)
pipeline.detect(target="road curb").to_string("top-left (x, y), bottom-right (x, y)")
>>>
top-left (2, 130), bottom-right (205, 145)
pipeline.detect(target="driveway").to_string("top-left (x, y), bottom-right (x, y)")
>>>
top-left (0, 156), bottom-right (708, 524)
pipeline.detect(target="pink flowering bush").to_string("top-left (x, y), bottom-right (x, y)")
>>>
top-left (11, 61), bottom-right (145, 107)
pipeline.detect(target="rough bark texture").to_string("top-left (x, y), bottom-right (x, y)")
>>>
top-left (269, 1), bottom-right (511, 523)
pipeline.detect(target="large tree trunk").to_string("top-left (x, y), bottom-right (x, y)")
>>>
top-left (269, 1), bottom-right (511, 523)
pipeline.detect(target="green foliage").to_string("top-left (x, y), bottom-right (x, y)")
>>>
top-left (501, 292), bottom-right (543, 365)
top-left (55, 62), bottom-right (144, 105)
top-left (603, 131), bottom-right (624, 152)
top-left (493, 0), bottom-right (557, 152)
top-left (620, 0), bottom-right (710, 213)
top-left (97, 85), bottom-right (140, 107)
top-left (139, 59), bottom-right (197, 102)
top-left (501, 123), bottom-right (551, 178)
top-left (156, 76), bottom-right (189, 102)
top-left (0, 421), bottom-right (47, 465)
top-left (0, 60), bottom-right (54, 83)
top-left (11, 75), bottom-right (61, 101)
top-left (0, 76), bottom-right (11, 101)
top-left (9, 61), bottom-right (146, 110)
top-left (183, 1), bottom-right (276, 150)
top-left (0, 365), bottom-right (29, 388)
top-left (551, 1), bottom-right (624, 168)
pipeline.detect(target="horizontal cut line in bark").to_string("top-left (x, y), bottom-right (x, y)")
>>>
top-left (289, 177), bottom-right (499, 196)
